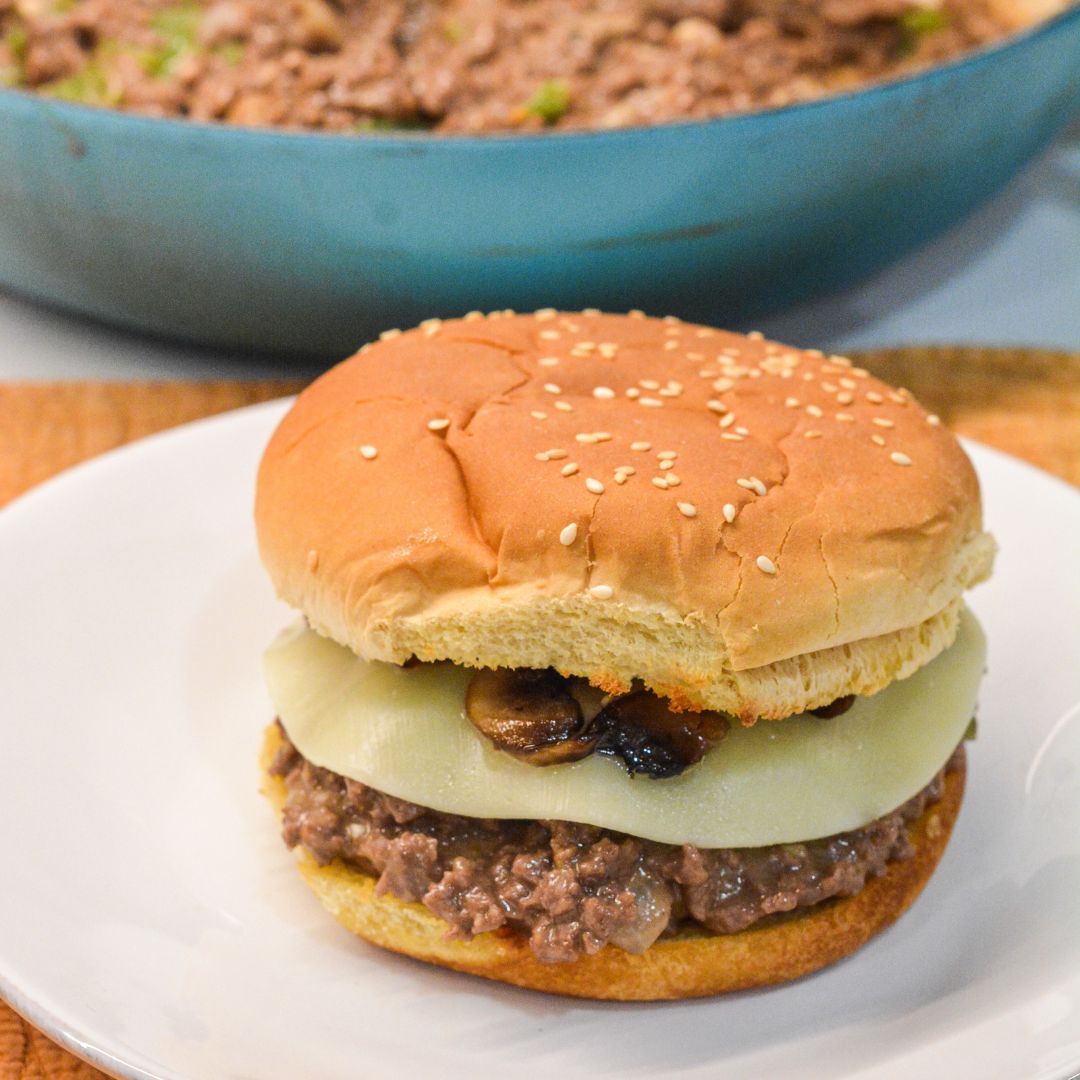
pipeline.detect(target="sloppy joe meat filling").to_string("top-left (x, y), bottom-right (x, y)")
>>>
top-left (0, 0), bottom-right (1026, 132)
top-left (270, 722), bottom-right (963, 964)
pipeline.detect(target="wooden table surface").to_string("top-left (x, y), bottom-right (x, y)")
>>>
top-left (1, 347), bottom-right (1077, 1079)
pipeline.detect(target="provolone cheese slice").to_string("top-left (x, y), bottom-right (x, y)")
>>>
top-left (265, 608), bottom-right (985, 847)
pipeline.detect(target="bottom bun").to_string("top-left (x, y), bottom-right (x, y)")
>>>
top-left (260, 724), bottom-right (965, 1001)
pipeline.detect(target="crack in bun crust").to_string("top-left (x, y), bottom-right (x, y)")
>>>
top-left (260, 724), bottom-right (966, 1001)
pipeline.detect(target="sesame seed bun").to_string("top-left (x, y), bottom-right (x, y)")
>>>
top-left (255, 311), bottom-right (993, 719)
top-left (260, 723), bottom-right (966, 1000)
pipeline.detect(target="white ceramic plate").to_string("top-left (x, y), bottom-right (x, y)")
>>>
top-left (1, 402), bottom-right (1078, 1080)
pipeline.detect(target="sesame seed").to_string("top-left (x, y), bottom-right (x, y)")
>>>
top-left (659, 460), bottom-right (675, 471)
top-left (734, 426), bottom-right (750, 436)
top-left (594, 432), bottom-right (612, 442)
top-left (615, 466), bottom-right (635, 476)
top-left (539, 357), bottom-right (560, 368)
top-left (593, 386), bottom-right (615, 399)
top-left (539, 329), bottom-right (560, 340)
top-left (750, 477), bottom-right (767, 496)
top-left (585, 477), bottom-right (605, 494)
top-left (804, 430), bottom-right (823, 439)
top-left (889, 392), bottom-right (907, 404)
top-left (464, 310), bottom-right (483, 321)
top-left (657, 451), bottom-right (678, 460)
top-left (707, 399), bottom-right (728, 414)
top-left (713, 378), bottom-right (735, 393)
top-left (836, 392), bottom-right (854, 405)
top-left (531, 411), bottom-right (548, 420)
top-left (835, 413), bottom-right (855, 423)
top-left (651, 477), bottom-right (669, 489)
top-left (872, 418), bottom-right (895, 428)
top-left (720, 432), bottom-right (744, 441)
top-left (664, 473), bottom-right (681, 486)
top-left (839, 378), bottom-right (857, 390)
top-left (561, 462), bottom-right (579, 476)
top-left (659, 387), bottom-right (679, 398)
top-left (737, 477), bottom-right (762, 495)
top-left (535, 308), bottom-right (557, 321)
top-left (747, 330), bottom-right (764, 341)
top-left (614, 473), bottom-right (628, 485)
top-left (663, 340), bottom-right (679, 351)
top-left (379, 328), bottom-right (402, 340)
top-left (785, 397), bottom-right (800, 408)
top-left (589, 584), bottom-right (614, 600)
top-left (719, 413), bottom-right (736, 429)
top-left (685, 352), bottom-right (704, 362)
top-left (626, 387), bottom-right (641, 399)
top-left (628, 308), bottom-right (645, 318)
top-left (677, 502), bottom-right (697, 518)
top-left (926, 414), bottom-right (941, 426)
top-left (871, 435), bottom-right (886, 447)
top-left (631, 442), bottom-right (652, 452)
top-left (822, 382), bottom-right (838, 393)
top-left (598, 343), bottom-right (619, 358)
top-left (722, 503), bottom-right (737, 523)
top-left (559, 523), bottom-right (578, 546)
top-left (663, 314), bottom-right (682, 324)
top-left (640, 379), bottom-right (660, 390)
top-left (546, 449), bottom-right (568, 460)
top-left (360, 445), bottom-right (378, 460)
top-left (427, 418), bottom-right (450, 432)
top-left (866, 391), bottom-right (884, 403)
top-left (640, 397), bottom-right (664, 408)
top-left (806, 404), bottom-right (824, 418)
top-left (890, 452), bottom-right (912, 466)
top-left (577, 341), bottom-right (596, 351)
top-left (582, 307), bottom-right (601, 316)
top-left (756, 555), bottom-right (777, 575)
top-left (544, 383), bottom-right (561, 394)
top-left (576, 433), bottom-right (599, 444)
top-left (535, 452), bottom-right (550, 461)
top-left (667, 381), bottom-right (685, 393)
top-left (554, 401), bottom-right (573, 412)
top-left (306, 549), bottom-right (319, 571)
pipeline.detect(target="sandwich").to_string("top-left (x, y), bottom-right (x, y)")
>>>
top-left (255, 310), bottom-right (994, 1000)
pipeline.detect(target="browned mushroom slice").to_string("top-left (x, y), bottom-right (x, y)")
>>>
top-left (809, 694), bottom-right (856, 719)
top-left (594, 693), bottom-right (729, 779)
top-left (464, 668), bottom-right (599, 765)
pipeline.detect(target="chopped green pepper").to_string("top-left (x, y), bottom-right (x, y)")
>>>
top-left (898, 5), bottom-right (950, 55)
top-left (40, 60), bottom-right (119, 106)
top-left (144, 2), bottom-right (202, 78)
top-left (524, 79), bottom-right (570, 125)
top-left (442, 18), bottom-right (468, 44)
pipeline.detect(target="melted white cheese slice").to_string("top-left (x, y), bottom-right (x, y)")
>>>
top-left (265, 608), bottom-right (985, 847)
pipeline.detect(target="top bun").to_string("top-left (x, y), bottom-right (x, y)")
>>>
top-left (256, 311), bottom-right (993, 720)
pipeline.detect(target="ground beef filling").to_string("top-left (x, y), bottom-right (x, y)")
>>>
top-left (0, 0), bottom-right (1025, 132)
top-left (270, 723), bottom-right (963, 963)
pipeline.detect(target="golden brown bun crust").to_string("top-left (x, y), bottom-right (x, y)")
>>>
top-left (256, 311), bottom-right (993, 718)
top-left (261, 724), bottom-right (966, 1001)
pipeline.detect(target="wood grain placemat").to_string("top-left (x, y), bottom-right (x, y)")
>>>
top-left (0, 347), bottom-right (1077, 1079)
